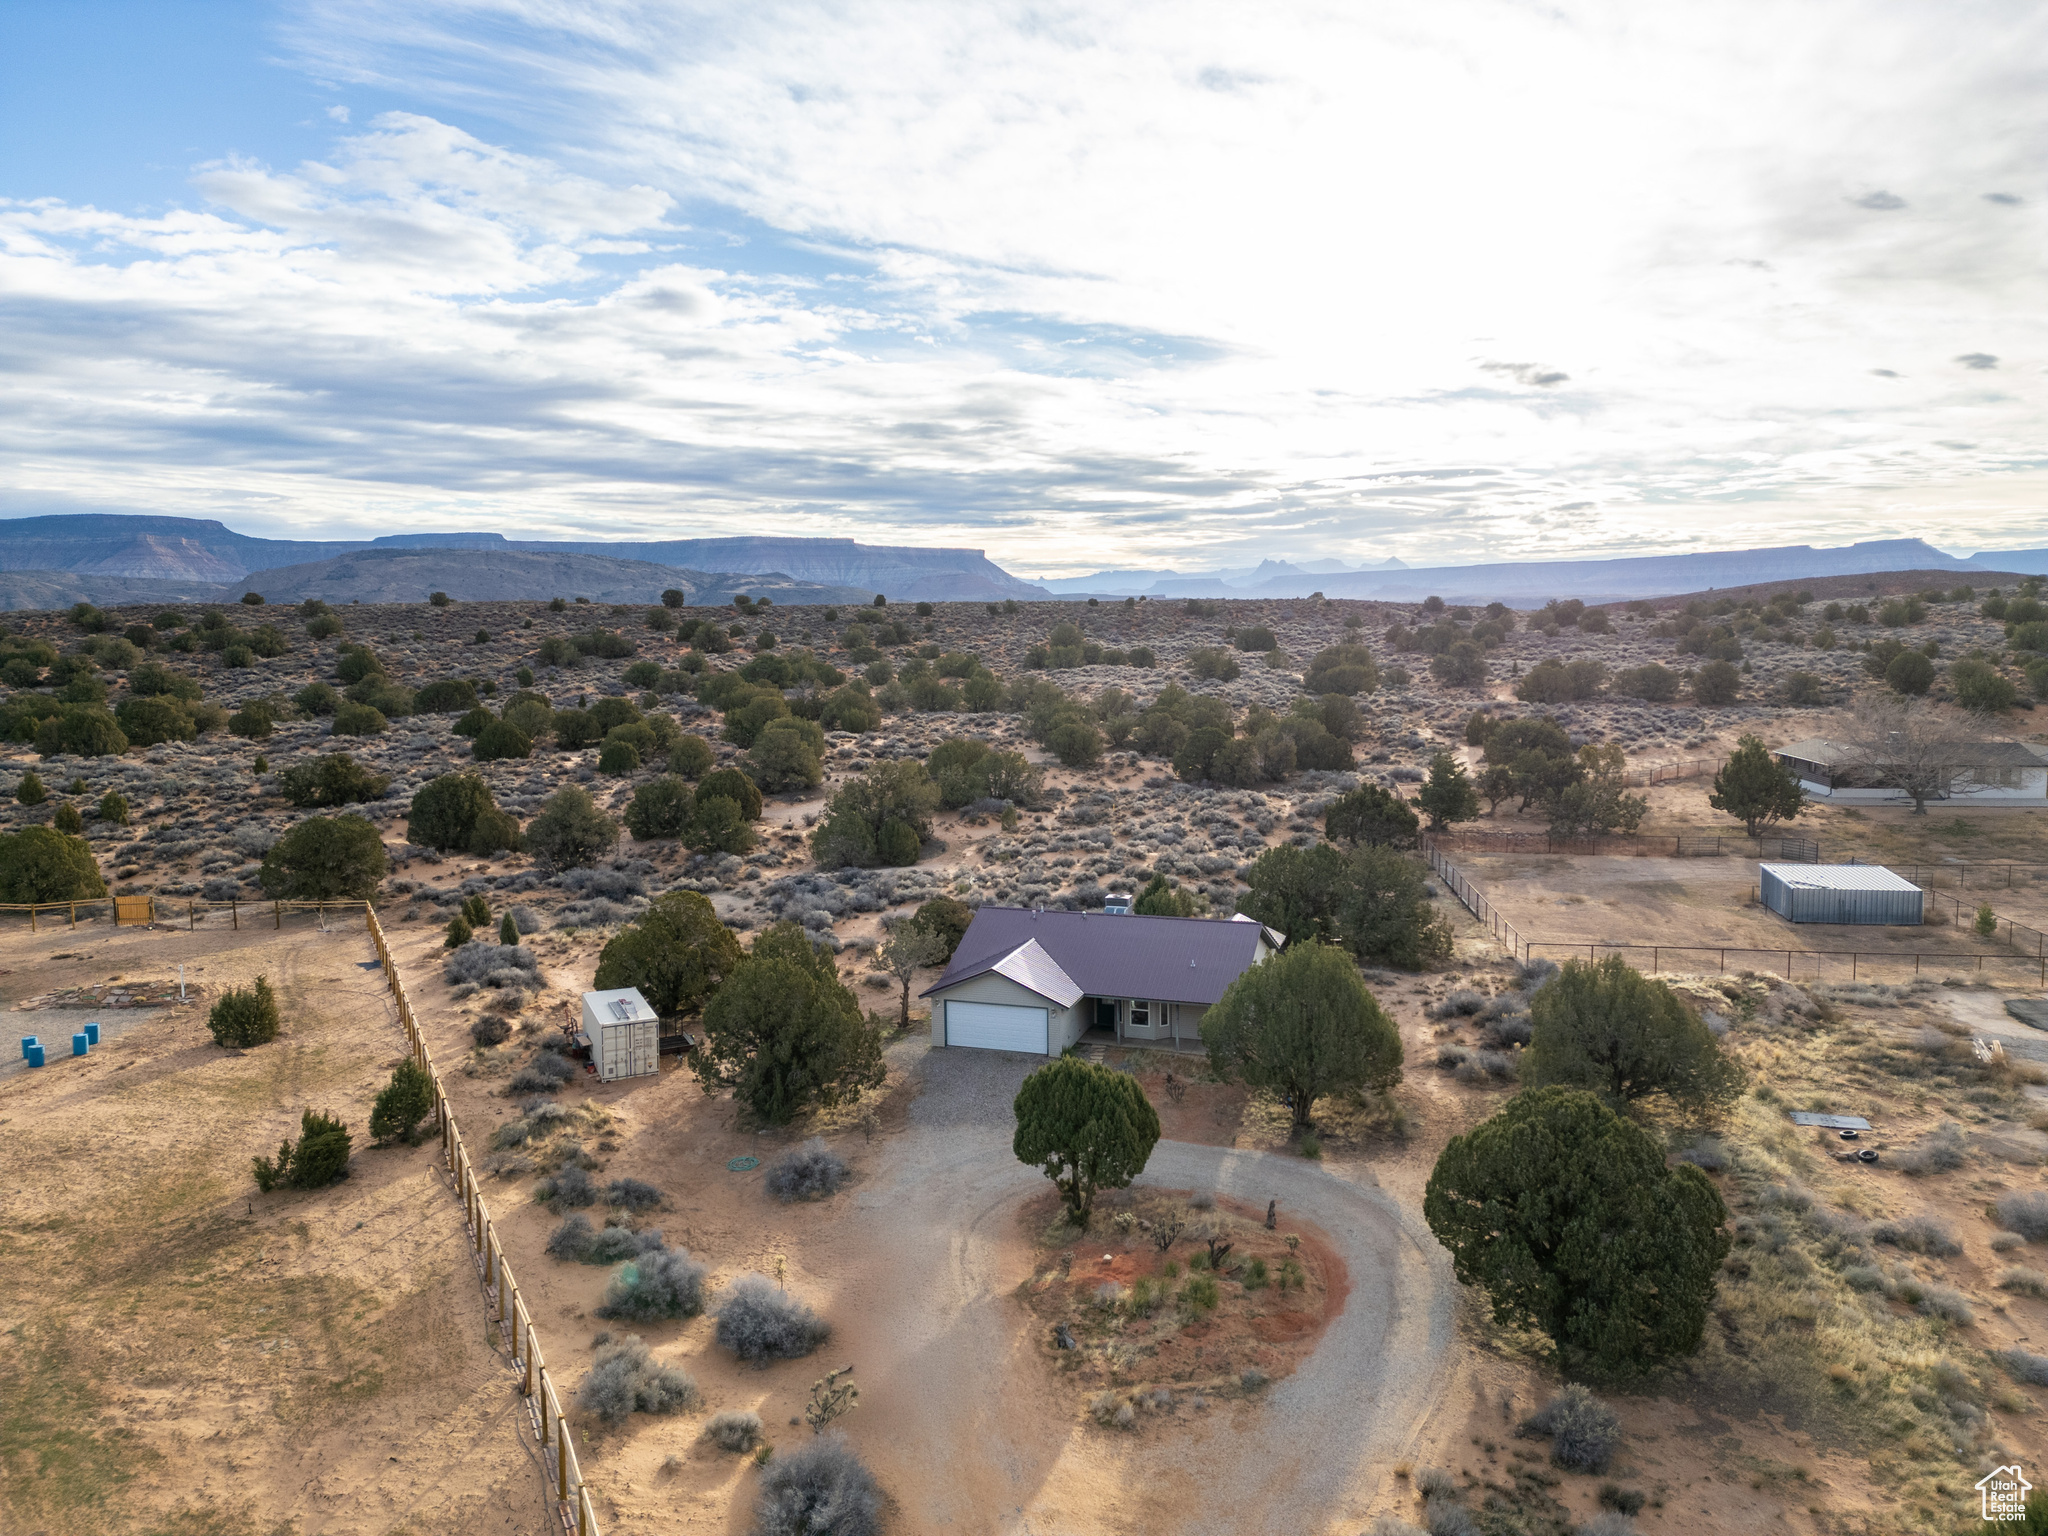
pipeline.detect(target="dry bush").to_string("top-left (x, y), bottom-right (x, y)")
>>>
top-left (765, 1139), bottom-right (851, 1202)
top-left (1993, 1348), bottom-right (2048, 1386)
top-left (1871, 1214), bottom-right (1962, 1256)
top-left (1892, 1122), bottom-right (1967, 1174)
top-left (575, 1334), bottom-right (698, 1423)
top-left (536, 1164), bottom-right (596, 1208)
top-left (1995, 1189), bottom-right (2048, 1240)
top-left (1522, 1384), bottom-right (1620, 1472)
top-left (715, 1274), bottom-right (830, 1361)
top-left (1998, 1266), bottom-right (2048, 1298)
top-left (595, 1246), bottom-right (707, 1321)
top-left (605, 1176), bottom-right (665, 1211)
top-left (754, 1434), bottom-right (882, 1536)
top-left (1916, 1285), bottom-right (1973, 1325)
top-left (702, 1409), bottom-right (762, 1453)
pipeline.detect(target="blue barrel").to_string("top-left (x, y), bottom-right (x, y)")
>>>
top-left (19, 1035), bottom-right (36, 1059)
top-left (72, 1033), bottom-right (88, 1057)
top-left (84, 1022), bottom-right (100, 1045)
top-left (26, 1044), bottom-right (44, 1067)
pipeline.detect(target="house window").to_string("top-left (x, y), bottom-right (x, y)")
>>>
top-left (1965, 767), bottom-right (2023, 790)
top-left (1129, 1000), bottom-right (1151, 1030)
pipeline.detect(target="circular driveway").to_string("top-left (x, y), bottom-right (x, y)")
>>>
top-left (828, 1048), bottom-right (1457, 1535)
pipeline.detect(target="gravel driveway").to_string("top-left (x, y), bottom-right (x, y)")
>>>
top-left (832, 1046), bottom-right (1457, 1535)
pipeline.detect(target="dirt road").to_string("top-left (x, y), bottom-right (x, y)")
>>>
top-left (833, 1048), bottom-right (1457, 1536)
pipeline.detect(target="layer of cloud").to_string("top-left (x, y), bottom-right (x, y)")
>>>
top-left (2, 0), bottom-right (2046, 573)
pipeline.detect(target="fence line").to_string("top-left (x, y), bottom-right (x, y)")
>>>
top-left (365, 906), bottom-right (602, 1536)
top-left (1424, 829), bottom-right (1819, 861)
top-left (1424, 841), bottom-right (1526, 958)
top-left (1424, 839), bottom-right (2048, 986)
top-left (1866, 861), bottom-right (2048, 891)
top-left (1521, 937), bottom-right (2048, 987)
top-left (1913, 887), bottom-right (2048, 964)
top-left (0, 896), bottom-right (383, 933)
top-left (1621, 756), bottom-right (1722, 787)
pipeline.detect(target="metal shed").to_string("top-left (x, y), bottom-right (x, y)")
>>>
top-left (1759, 863), bottom-right (1922, 926)
top-left (581, 988), bottom-right (659, 1082)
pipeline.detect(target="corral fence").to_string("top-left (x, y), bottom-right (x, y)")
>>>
top-left (1865, 861), bottom-right (2048, 891)
top-left (1621, 756), bottom-right (1722, 787)
top-left (0, 896), bottom-right (381, 933)
top-left (365, 908), bottom-right (603, 1536)
top-left (1425, 841), bottom-right (2048, 986)
top-left (1422, 830), bottom-right (1820, 862)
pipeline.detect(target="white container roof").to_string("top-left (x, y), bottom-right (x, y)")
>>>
top-left (1760, 863), bottom-right (1919, 894)
top-left (582, 987), bottom-right (656, 1023)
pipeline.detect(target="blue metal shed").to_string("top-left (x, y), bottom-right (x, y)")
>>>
top-left (1759, 863), bottom-right (1922, 925)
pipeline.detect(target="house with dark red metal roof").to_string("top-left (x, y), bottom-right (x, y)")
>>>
top-left (920, 905), bottom-right (1285, 1055)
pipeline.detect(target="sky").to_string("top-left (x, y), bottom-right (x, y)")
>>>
top-left (2, 1), bottom-right (2046, 578)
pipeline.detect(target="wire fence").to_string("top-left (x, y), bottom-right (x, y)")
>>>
top-left (1621, 756), bottom-right (1723, 787)
top-left (1424, 840), bottom-right (2048, 985)
top-left (365, 907), bottom-right (603, 1536)
top-left (0, 896), bottom-right (394, 933)
top-left (1423, 830), bottom-right (1820, 861)
top-left (1866, 861), bottom-right (2048, 891)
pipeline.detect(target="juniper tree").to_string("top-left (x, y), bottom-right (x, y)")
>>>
top-left (1201, 941), bottom-right (1402, 1128)
top-left (1012, 1056), bottom-right (1160, 1227)
top-left (1424, 1087), bottom-right (1730, 1378)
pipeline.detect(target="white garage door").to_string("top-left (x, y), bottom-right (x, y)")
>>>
top-left (945, 1000), bottom-right (1049, 1054)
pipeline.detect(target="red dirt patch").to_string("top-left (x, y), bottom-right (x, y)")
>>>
top-left (1017, 1186), bottom-right (1343, 1417)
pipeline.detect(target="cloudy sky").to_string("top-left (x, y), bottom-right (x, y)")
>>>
top-left (3, 0), bottom-right (2045, 577)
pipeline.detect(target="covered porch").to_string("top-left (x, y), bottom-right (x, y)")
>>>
top-left (1078, 994), bottom-right (1208, 1052)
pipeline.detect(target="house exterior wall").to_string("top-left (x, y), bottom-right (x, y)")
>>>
top-left (926, 971), bottom-right (1083, 1054)
top-left (1780, 755), bottom-right (2048, 807)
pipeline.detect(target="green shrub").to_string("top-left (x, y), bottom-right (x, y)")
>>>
top-left (252, 1109), bottom-right (352, 1192)
top-left (258, 814), bottom-right (388, 899)
top-left (0, 826), bottom-right (108, 903)
top-left (330, 700), bottom-right (388, 736)
top-left (208, 976), bottom-right (281, 1047)
top-left (471, 719), bottom-right (532, 761)
top-left (15, 771), bottom-right (45, 806)
top-left (525, 785), bottom-right (619, 869)
top-left (369, 1058), bottom-right (436, 1143)
top-left (598, 739), bottom-right (641, 775)
top-left (96, 790), bottom-right (129, 825)
top-left (52, 802), bottom-right (82, 835)
top-left (278, 753), bottom-right (390, 808)
top-left (414, 678), bottom-right (480, 712)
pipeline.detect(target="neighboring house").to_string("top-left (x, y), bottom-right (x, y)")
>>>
top-left (1774, 736), bottom-right (2048, 806)
top-left (921, 907), bottom-right (1285, 1055)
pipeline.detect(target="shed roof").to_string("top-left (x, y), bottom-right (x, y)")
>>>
top-left (923, 906), bottom-right (1278, 1006)
top-left (1760, 863), bottom-right (1919, 893)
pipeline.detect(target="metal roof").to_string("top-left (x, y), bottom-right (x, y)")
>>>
top-left (1777, 735), bottom-right (2048, 770)
top-left (1789, 1112), bottom-right (1873, 1130)
top-left (923, 906), bottom-right (1277, 1006)
top-left (1760, 862), bottom-right (1919, 893)
top-left (987, 938), bottom-right (1084, 1008)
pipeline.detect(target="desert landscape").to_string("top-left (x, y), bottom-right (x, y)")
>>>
top-left (0, 566), bottom-right (2043, 1536)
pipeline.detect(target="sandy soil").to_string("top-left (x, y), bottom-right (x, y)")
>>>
top-left (0, 917), bottom-right (553, 1536)
top-left (1448, 851), bottom-right (2046, 986)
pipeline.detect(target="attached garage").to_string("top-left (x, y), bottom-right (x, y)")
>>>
top-left (943, 1000), bottom-right (1049, 1054)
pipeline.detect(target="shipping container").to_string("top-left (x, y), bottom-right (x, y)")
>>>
top-left (580, 987), bottom-right (659, 1081)
top-left (1759, 863), bottom-right (1922, 925)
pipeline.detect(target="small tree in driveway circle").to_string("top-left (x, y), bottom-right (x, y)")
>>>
top-left (1012, 1056), bottom-right (1160, 1228)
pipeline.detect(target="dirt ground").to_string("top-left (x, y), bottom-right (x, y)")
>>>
top-left (7, 885), bottom-right (2048, 1536)
top-left (1449, 851), bottom-right (2046, 987)
top-left (0, 916), bottom-right (554, 1536)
